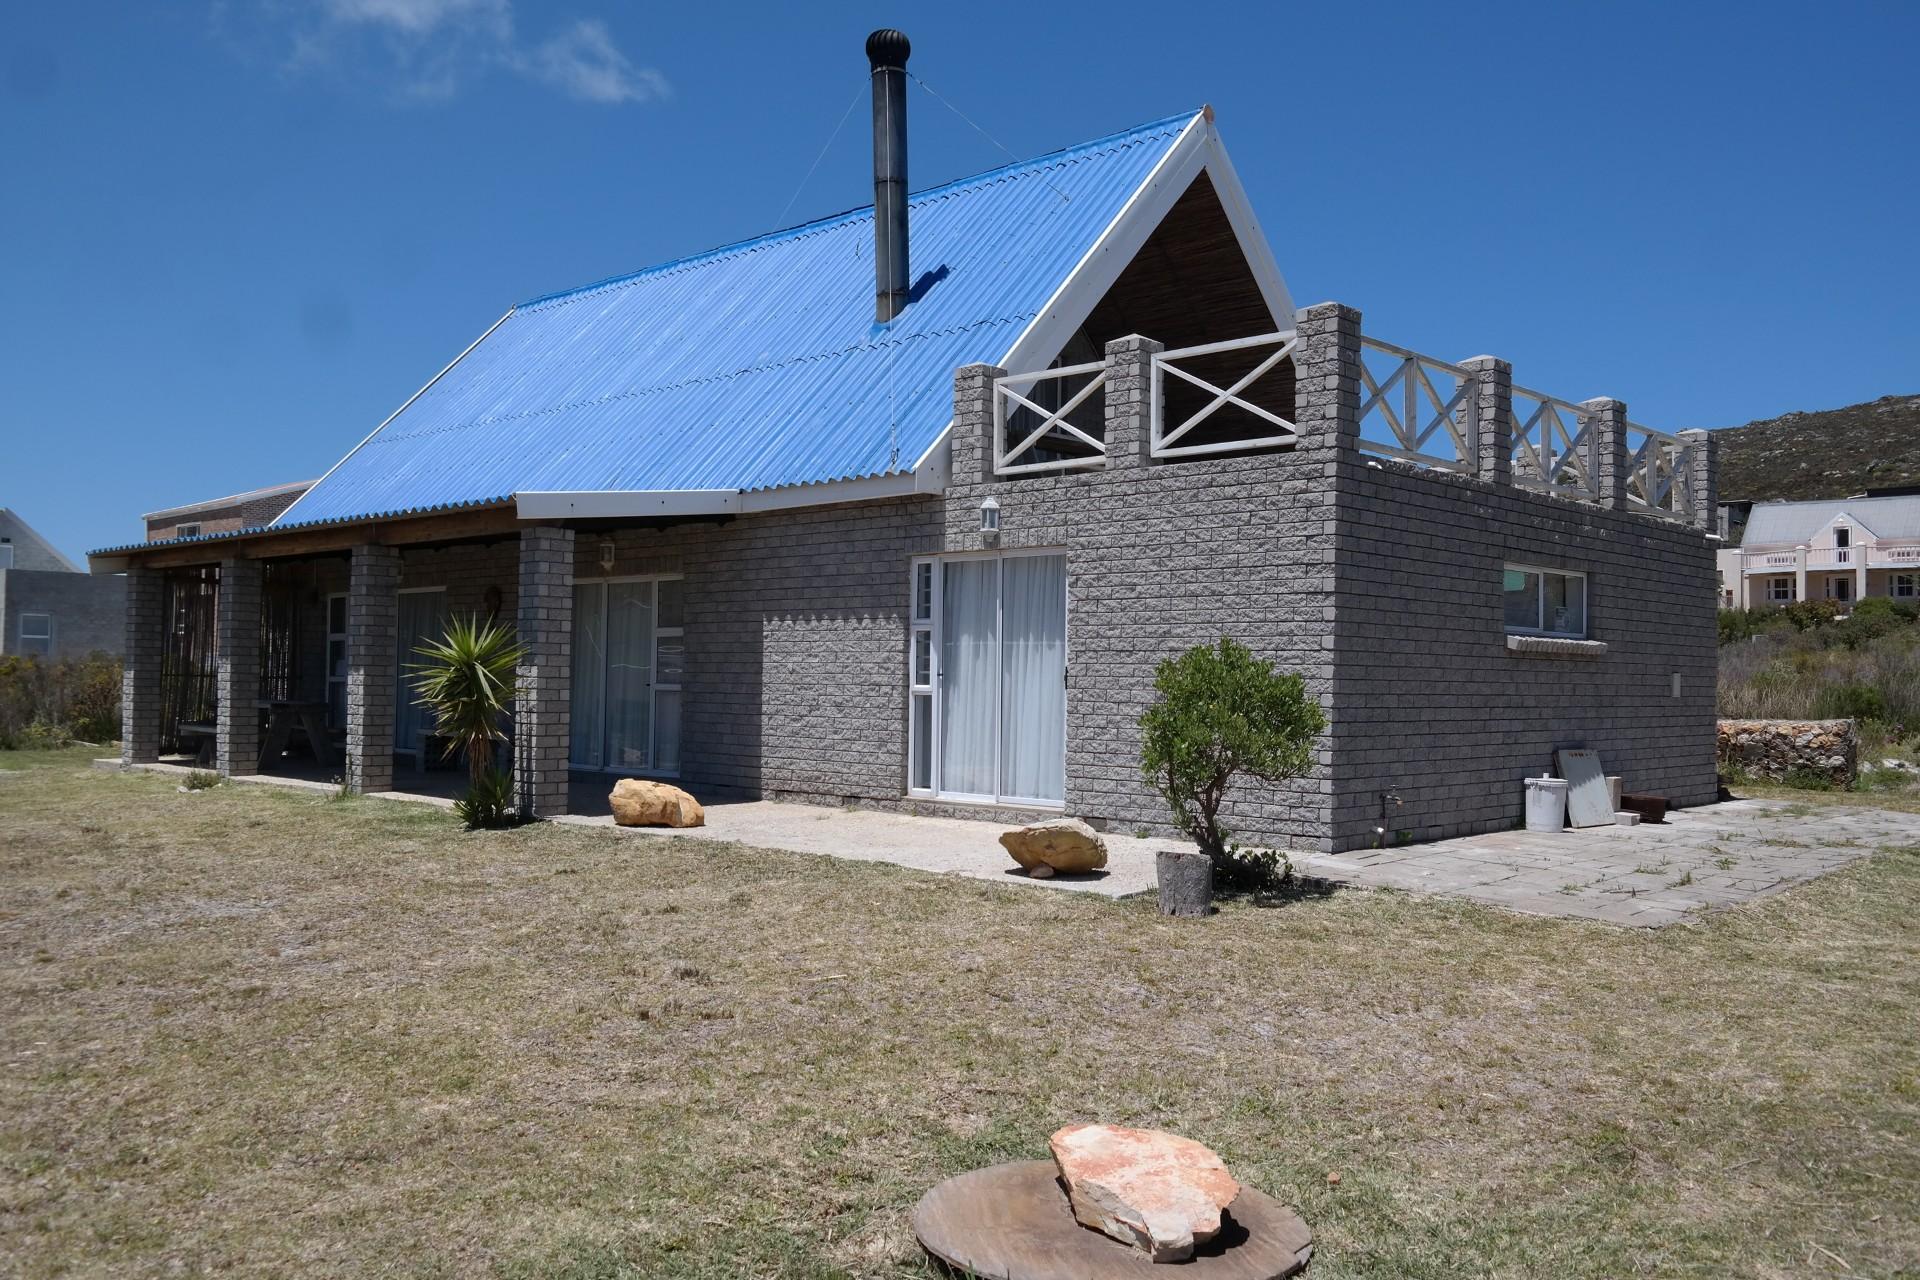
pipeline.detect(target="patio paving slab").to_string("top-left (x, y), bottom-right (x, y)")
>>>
top-left (1291, 798), bottom-right (1915, 927)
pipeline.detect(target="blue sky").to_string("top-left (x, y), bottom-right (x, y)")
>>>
top-left (4, 1), bottom-right (1916, 563)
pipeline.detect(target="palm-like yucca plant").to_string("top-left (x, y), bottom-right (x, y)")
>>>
top-left (408, 616), bottom-right (524, 823)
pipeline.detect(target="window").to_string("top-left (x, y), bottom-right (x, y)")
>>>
top-left (1831, 576), bottom-right (1852, 603)
top-left (1503, 564), bottom-right (1586, 638)
top-left (18, 613), bottom-right (51, 657)
top-left (1895, 574), bottom-right (1918, 600)
top-left (176, 522), bottom-right (202, 539)
top-left (1768, 577), bottom-right (1794, 603)
top-left (907, 553), bottom-right (1068, 806)
top-left (570, 575), bottom-right (684, 775)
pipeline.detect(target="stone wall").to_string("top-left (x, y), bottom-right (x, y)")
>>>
top-left (1717, 719), bottom-right (1859, 788)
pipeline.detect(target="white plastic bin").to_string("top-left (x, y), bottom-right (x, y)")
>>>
top-left (1524, 776), bottom-right (1568, 833)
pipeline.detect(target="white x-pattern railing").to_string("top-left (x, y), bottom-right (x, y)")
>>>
top-left (1625, 422), bottom-right (1691, 520)
top-left (1149, 331), bottom-right (1300, 459)
top-left (992, 361), bottom-right (1108, 476)
top-left (1356, 338), bottom-right (1478, 471)
top-left (1508, 388), bottom-right (1597, 500)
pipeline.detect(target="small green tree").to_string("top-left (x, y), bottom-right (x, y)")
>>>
top-left (1140, 638), bottom-right (1326, 875)
top-left (408, 616), bottom-right (524, 827)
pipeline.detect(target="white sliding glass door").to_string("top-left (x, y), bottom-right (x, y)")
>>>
top-left (570, 577), bottom-right (683, 775)
top-left (909, 552), bottom-right (1066, 806)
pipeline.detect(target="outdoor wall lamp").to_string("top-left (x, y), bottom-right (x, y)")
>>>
top-left (979, 497), bottom-right (1000, 542)
top-left (599, 536), bottom-right (617, 571)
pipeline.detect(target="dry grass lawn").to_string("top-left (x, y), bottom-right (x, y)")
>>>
top-left (2, 748), bottom-right (1917, 1278)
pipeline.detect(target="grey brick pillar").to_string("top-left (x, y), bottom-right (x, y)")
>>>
top-left (120, 568), bottom-right (165, 764)
top-left (346, 545), bottom-right (400, 794)
top-left (1292, 302), bottom-right (1362, 469)
top-left (513, 526), bottom-right (575, 818)
top-left (1678, 428), bottom-right (1718, 532)
top-left (1460, 356), bottom-right (1513, 486)
top-left (215, 558), bottom-right (263, 776)
top-left (1101, 334), bottom-right (1163, 468)
top-left (950, 362), bottom-right (1005, 488)
top-left (1585, 397), bottom-right (1630, 511)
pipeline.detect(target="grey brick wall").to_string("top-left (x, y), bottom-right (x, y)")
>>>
top-left (120, 569), bottom-right (165, 763)
top-left (1328, 455), bottom-right (1719, 848)
top-left (515, 527), bottom-right (574, 816)
top-left (942, 328), bottom-right (1338, 851)
top-left (215, 559), bottom-right (263, 776)
top-left (575, 501), bottom-right (941, 805)
top-left (0, 569), bottom-right (126, 658)
top-left (346, 545), bottom-right (400, 793)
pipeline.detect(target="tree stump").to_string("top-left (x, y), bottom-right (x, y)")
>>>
top-left (913, 1160), bottom-right (1311, 1279)
top-left (1157, 849), bottom-right (1213, 917)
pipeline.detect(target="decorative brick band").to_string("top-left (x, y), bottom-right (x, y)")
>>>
top-left (346, 545), bottom-right (401, 794)
top-left (514, 526), bottom-right (575, 818)
top-left (215, 559), bottom-right (263, 776)
top-left (120, 568), bottom-right (166, 765)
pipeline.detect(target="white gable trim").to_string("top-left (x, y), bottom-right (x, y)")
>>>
top-left (909, 108), bottom-right (1294, 476)
top-left (1826, 509), bottom-right (1881, 540)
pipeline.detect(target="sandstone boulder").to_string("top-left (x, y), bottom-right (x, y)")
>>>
top-left (1049, 1123), bottom-right (1239, 1262)
top-left (609, 779), bottom-right (705, 828)
top-left (999, 818), bottom-right (1108, 876)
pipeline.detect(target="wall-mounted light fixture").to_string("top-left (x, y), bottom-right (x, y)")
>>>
top-left (599, 536), bottom-right (617, 571)
top-left (979, 497), bottom-right (1000, 542)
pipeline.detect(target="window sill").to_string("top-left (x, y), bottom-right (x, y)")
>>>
top-left (1506, 635), bottom-right (1607, 657)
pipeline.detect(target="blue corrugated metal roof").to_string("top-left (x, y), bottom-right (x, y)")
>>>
top-left (277, 112), bottom-right (1197, 527)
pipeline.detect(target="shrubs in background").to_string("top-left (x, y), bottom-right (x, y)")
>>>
top-left (1718, 603), bottom-right (1920, 777)
top-left (0, 653), bottom-right (121, 749)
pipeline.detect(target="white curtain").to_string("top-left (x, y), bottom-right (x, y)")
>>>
top-left (605, 582), bottom-right (655, 769)
top-left (999, 555), bottom-right (1066, 803)
top-left (394, 591), bottom-right (448, 756)
top-left (569, 583), bottom-right (605, 767)
top-left (938, 559), bottom-right (999, 797)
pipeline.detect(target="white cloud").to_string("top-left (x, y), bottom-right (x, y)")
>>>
top-left (521, 19), bottom-right (669, 105)
top-left (224, 0), bottom-right (668, 104)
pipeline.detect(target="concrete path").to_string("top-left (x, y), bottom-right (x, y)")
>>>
top-left (555, 801), bottom-right (1176, 899)
top-left (566, 795), bottom-right (1914, 926)
top-left (1295, 799), bottom-right (1914, 927)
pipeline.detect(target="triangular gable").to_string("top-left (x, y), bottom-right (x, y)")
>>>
top-left (1826, 509), bottom-right (1881, 540)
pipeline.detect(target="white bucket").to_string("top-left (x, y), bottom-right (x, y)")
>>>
top-left (1524, 776), bottom-right (1568, 833)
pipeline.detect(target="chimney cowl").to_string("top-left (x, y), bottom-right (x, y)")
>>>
top-left (866, 28), bottom-right (911, 69)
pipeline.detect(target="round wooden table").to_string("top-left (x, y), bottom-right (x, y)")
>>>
top-left (912, 1160), bottom-right (1312, 1279)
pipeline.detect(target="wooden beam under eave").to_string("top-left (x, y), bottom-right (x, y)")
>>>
top-left (105, 505), bottom-right (523, 571)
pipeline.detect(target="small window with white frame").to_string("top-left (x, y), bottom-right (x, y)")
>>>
top-left (1894, 573), bottom-right (1918, 600)
top-left (1768, 577), bottom-right (1794, 603)
top-left (18, 612), bottom-right (52, 657)
top-left (176, 522), bottom-right (202, 539)
top-left (1503, 564), bottom-right (1586, 638)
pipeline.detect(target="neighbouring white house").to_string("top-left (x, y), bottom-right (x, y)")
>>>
top-left (1718, 493), bottom-right (1920, 607)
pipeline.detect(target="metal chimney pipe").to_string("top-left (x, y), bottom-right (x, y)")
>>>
top-left (866, 28), bottom-right (910, 324)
